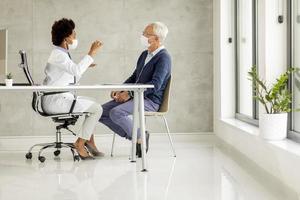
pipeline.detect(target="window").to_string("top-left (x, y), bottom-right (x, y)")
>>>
top-left (290, 0), bottom-right (300, 135)
top-left (235, 0), bottom-right (258, 125)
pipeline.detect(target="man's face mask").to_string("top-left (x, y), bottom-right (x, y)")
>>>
top-left (140, 35), bottom-right (150, 49)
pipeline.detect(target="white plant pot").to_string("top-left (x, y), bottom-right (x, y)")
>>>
top-left (259, 113), bottom-right (288, 140)
top-left (5, 79), bottom-right (13, 87)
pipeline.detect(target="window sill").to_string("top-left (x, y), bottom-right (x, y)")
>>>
top-left (216, 117), bottom-right (300, 193)
top-left (220, 118), bottom-right (259, 136)
top-left (220, 117), bottom-right (300, 157)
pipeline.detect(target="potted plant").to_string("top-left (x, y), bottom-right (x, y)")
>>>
top-left (5, 72), bottom-right (13, 87)
top-left (248, 67), bottom-right (299, 140)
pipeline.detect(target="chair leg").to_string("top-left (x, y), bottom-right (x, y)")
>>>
top-left (37, 144), bottom-right (56, 162)
top-left (162, 116), bottom-right (176, 157)
top-left (25, 127), bottom-right (79, 163)
top-left (111, 133), bottom-right (116, 157)
top-left (27, 142), bottom-right (56, 153)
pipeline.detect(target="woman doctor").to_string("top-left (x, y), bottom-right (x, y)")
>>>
top-left (42, 18), bottom-right (104, 160)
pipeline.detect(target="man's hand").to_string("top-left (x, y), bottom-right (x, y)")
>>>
top-left (115, 91), bottom-right (130, 103)
top-left (111, 91), bottom-right (121, 99)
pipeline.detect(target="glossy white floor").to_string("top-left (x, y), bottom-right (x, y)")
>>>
top-left (0, 134), bottom-right (298, 200)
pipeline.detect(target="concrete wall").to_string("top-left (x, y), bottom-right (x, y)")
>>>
top-left (0, 0), bottom-right (213, 136)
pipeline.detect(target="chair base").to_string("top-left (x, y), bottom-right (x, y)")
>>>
top-left (25, 118), bottom-right (83, 163)
top-left (25, 141), bottom-right (80, 163)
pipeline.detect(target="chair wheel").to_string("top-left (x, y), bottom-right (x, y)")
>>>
top-left (74, 155), bottom-right (80, 162)
top-left (25, 152), bottom-right (32, 159)
top-left (38, 156), bottom-right (46, 163)
top-left (54, 150), bottom-right (60, 156)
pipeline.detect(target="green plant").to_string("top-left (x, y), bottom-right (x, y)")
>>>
top-left (6, 73), bottom-right (12, 79)
top-left (248, 67), bottom-right (299, 114)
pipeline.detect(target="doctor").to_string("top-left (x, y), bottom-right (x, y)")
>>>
top-left (42, 18), bottom-right (104, 160)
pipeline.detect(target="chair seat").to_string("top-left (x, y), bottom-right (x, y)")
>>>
top-left (45, 112), bottom-right (89, 124)
top-left (52, 117), bottom-right (77, 124)
top-left (44, 112), bottom-right (89, 118)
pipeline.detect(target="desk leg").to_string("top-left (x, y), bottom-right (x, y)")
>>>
top-left (138, 89), bottom-right (147, 172)
top-left (131, 90), bottom-right (138, 162)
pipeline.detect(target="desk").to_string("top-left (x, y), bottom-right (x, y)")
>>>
top-left (0, 84), bottom-right (154, 171)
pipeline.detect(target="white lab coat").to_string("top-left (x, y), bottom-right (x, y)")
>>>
top-left (42, 47), bottom-right (95, 114)
top-left (41, 47), bottom-right (103, 140)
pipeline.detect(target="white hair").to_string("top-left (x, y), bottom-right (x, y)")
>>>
top-left (151, 22), bottom-right (168, 42)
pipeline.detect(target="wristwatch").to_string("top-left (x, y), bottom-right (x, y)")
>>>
top-left (128, 91), bottom-right (134, 98)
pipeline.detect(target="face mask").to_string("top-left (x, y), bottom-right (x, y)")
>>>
top-left (140, 35), bottom-right (150, 49)
top-left (68, 39), bottom-right (78, 50)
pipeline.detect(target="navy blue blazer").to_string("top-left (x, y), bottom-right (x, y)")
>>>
top-left (124, 49), bottom-right (171, 105)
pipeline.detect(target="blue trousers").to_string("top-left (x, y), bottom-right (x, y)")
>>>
top-left (99, 98), bottom-right (159, 140)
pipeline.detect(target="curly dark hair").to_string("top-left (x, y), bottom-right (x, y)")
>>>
top-left (51, 18), bottom-right (75, 46)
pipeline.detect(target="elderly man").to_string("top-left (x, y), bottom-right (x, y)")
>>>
top-left (99, 22), bottom-right (171, 157)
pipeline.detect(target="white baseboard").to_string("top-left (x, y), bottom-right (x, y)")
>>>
top-left (0, 132), bottom-right (214, 152)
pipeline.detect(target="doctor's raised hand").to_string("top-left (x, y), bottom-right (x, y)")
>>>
top-left (88, 40), bottom-right (102, 57)
top-left (88, 40), bottom-right (102, 67)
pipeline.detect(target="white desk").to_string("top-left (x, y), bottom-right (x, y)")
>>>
top-left (0, 84), bottom-right (154, 171)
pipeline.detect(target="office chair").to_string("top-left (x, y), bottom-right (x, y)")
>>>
top-left (19, 50), bottom-right (88, 163)
top-left (110, 77), bottom-right (176, 157)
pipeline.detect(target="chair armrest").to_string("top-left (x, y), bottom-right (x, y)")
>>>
top-left (69, 95), bottom-right (77, 114)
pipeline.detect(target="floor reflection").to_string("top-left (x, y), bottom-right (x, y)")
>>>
top-left (214, 142), bottom-right (299, 200)
top-left (0, 136), bottom-right (298, 200)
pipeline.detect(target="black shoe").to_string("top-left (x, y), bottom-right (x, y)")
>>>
top-left (146, 131), bottom-right (150, 153)
top-left (136, 131), bottom-right (150, 158)
top-left (136, 143), bottom-right (142, 158)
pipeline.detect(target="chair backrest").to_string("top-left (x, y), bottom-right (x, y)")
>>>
top-left (19, 50), bottom-right (34, 86)
top-left (158, 76), bottom-right (171, 113)
top-left (19, 50), bottom-right (46, 116)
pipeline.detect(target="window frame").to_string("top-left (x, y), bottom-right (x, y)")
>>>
top-left (234, 0), bottom-right (259, 126)
top-left (287, 0), bottom-right (300, 142)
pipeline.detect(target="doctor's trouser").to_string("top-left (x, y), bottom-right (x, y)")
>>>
top-left (42, 95), bottom-right (102, 140)
top-left (76, 101), bottom-right (103, 140)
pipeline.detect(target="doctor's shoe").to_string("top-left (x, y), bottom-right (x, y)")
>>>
top-left (78, 153), bottom-right (95, 160)
top-left (85, 142), bottom-right (105, 157)
top-left (74, 144), bottom-right (95, 160)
